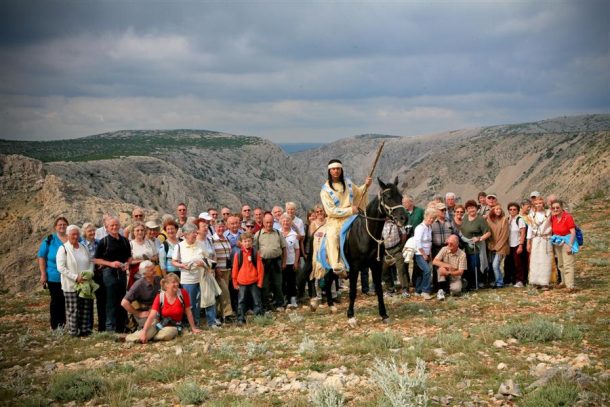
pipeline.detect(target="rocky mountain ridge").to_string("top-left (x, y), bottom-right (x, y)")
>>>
top-left (1, 114), bottom-right (609, 292)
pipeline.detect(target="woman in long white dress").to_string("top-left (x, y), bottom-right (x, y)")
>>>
top-left (526, 197), bottom-right (552, 289)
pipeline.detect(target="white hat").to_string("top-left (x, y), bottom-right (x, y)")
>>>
top-left (530, 191), bottom-right (541, 198)
top-left (198, 212), bottom-right (213, 221)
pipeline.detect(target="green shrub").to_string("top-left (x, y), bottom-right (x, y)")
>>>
top-left (252, 314), bottom-right (274, 327)
top-left (49, 371), bottom-right (106, 402)
top-left (298, 335), bottom-right (316, 355)
top-left (368, 358), bottom-right (428, 407)
top-left (309, 383), bottom-right (345, 407)
top-left (366, 331), bottom-right (404, 350)
top-left (175, 380), bottom-right (208, 405)
top-left (245, 341), bottom-right (268, 359)
top-left (499, 317), bottom-right (582, 343)
top-left (520, 379), bottom-right (579, 407)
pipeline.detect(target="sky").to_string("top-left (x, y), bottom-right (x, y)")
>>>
top-left (0, 1), bottom-right (608, 142)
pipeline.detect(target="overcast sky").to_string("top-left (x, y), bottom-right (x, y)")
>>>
top-left (1, 1), bottom-right (608, 142)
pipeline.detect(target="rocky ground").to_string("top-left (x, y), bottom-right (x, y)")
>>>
top-left (0, 198), bottom-right (608, 406)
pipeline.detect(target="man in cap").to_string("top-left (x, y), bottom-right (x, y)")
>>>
top-left (320, 159), bottom-right (372, 277)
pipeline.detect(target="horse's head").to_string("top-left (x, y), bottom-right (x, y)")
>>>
top-left (377, 176), bottom-right (408, 227)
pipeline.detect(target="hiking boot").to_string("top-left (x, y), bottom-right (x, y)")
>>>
top-left (422, 293), bottom-right (433, 300)
top-left (401, 290), bottom-right (410, 298)
top-left (275, 306), bottom-right (285, 312)
top-left (436, 289), bottom-right (445, 301)
top-left (329, 305), bottom-right (338, 314)
top-left (513, 281), bottom-right (524, 288)
top-left (333, 268), bottom-right (348, 279)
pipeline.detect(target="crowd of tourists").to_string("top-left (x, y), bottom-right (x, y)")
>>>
top-left (38, 187), bottom-right (580, 342)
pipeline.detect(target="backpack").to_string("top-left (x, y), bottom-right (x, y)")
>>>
top-left (158, 289), bottom-right (184, 319)
top-left (575, 226), bottom-right (584, 246)
top-left (235, 247), bottom-right (258, 270)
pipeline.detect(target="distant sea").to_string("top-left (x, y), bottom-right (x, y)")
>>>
top-left (279, 142), bottom-right (325, 154)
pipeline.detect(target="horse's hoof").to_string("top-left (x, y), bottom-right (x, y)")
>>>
top-left (329, 305), bottom-right (338, 314)
top-left (381, 317), bottom-right (390, 324)
top-left (348, 318), bottom-right (357, 328)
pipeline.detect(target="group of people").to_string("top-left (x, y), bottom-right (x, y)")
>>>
top-left (37, 160), bottom-right (580, 342)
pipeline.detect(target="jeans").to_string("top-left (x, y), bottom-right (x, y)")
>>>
top-left (492, 252), bottom-right (505, 287)
top-left (414, 255), bottom-right (432, 294)
top-left (182, 283), bottom-right (200, 327)
top-left (237, 284), bottom-right (263, 322)
top-left (466, 253), bottom-right (481, 290)
top-left (203, 305), bottom-right (217, 326)
top-left (102, 267), bottom-right (127, 332)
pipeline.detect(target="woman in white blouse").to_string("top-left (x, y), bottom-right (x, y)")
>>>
top-left (129, 221), bottom-right (159, 288)
top-left (413, 208), bottom-right (437, 300)
top-left (280, 214), bottom-right (300, 308)
top-left (527, 196), bottom-right (553, 289)
top-left (172, 223), bottom-right (207, 327)
top-left (56, 225), bottom-right (94, 336)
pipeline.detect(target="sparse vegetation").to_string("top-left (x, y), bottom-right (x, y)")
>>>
top-left (521, 378), bottom-right (579, 407)
top-left (369, 358), bottom-right (428, 407)
top-left (309, 383), bottom-right (345, 407)
top-left (49, 370), bottom-right (106, 402)
top-left (498, 316), bottom-right (582, 343)
top-left (175, 380), bottom-right (209, 405)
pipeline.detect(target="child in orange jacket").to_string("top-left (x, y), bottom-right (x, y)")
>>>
top-left (231, 233), bottom-right (264, 324)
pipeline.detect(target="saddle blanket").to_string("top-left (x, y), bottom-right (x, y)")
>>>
top-left (317, 215), bottom-right (358, 272)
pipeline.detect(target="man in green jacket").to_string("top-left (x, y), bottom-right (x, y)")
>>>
top-left (403, 196), bottom-right (424, 238)
top-left (401, 195), bottom-right (424, 296)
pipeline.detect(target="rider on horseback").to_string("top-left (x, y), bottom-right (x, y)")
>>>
top-left (320, 159), bottom-right (372, 278)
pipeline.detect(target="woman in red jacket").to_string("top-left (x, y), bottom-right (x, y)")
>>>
top-left (550, 201), bottom-right (577, 292)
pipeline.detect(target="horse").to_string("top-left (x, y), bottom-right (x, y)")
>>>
top-left (323, 176), bottom-right (408, 327)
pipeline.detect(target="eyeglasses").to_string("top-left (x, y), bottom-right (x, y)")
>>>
top-left (439, 208), bottom-right (446, 211)
top-left (134, 214), bottom-right (144, 218)
top-left (455, 211), bottom-right (464, 214)
top-left (246, 225), bottom-right (254, 229)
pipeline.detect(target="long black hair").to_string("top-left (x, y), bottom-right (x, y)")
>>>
top-left (327, 159), bottom-right (346, 192)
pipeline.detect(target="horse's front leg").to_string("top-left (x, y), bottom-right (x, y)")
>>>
top-left (347, 264), bottom-right (359, 319)
top-left (324, 270), bottom-right (337, 312)
top-left (371, 260), bottom-right (389, 321)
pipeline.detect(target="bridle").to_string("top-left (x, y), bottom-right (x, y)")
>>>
top-left (358, 187), bottom-right (404, 260)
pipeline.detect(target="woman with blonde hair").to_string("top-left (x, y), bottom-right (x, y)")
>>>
top-left (486, 204), bottom-right (509, 288)
top-left (527, 196), bottom-right (552, 289)
top-left (309, 204), bottom-right (327, 308)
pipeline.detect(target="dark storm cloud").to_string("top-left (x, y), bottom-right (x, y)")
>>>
top-left (0, 0), bottom-right (608, 141)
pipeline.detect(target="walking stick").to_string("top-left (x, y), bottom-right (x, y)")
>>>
top-left (474, 238), bottom-right (479, 291)
top-left (355, 141), bottom-right (385, 209)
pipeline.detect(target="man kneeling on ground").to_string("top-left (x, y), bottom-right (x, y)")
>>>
top-left (121, 260), bottom-right (161, 329)
top-left (432, 235), bottom-right (466, 300)
top-left (126, 273), bottom-right (201, 343)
